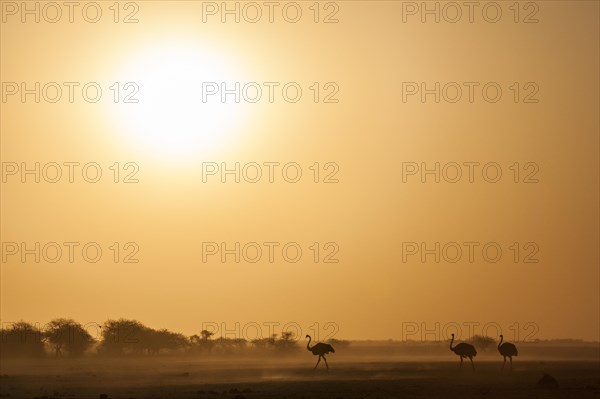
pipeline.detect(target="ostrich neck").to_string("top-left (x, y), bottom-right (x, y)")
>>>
top-left (498, 336), bottom-right (503, 349)
top-left (450, 336), bottom-right (454, 350)
top-left (306, 336), bottom-right (312, 350)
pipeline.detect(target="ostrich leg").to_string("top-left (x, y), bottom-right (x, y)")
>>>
top-left (470, 356), bottom-right (475, 370)
top-left (323, 356), bottom-right (329, 370)
top-left (459, 357), bottom-right (463, 368)
top-left (502, 356), bottom-right (506, 370)
top-left (509, 357), bottom-right (513, 371)
top-left (314, 356), bottom-right (321, 370)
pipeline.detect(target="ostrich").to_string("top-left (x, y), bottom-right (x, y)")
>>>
top-left (305, 335), bottom-right (335, 370)
top-left (449, 333), bottom-right (477, 370)
top-left (498, 334), bottom-right (518, 370)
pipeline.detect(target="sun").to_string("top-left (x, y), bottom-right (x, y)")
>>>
top-left (113, 41), bottom-right (249, 161)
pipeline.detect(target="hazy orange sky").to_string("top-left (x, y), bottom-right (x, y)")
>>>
top-left (1, 1), bottom-right (598, 342)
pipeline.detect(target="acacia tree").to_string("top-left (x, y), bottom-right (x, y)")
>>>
top-left (98, 319), bottom-right (188, 355)
top-left (0, 322), bottom-right (45, 357)
top-left (190, 329), bottom-right (216, 353)
top-left (44, 318), bottom-right (95, 357)
top-left (143, 329), bottom-right (188, 354)
top-left (97, 319), bottom-right (148, 355)
top-left (201, 329), bottom-right (215, 341)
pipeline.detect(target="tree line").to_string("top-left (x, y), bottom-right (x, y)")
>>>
top-left (0, 319), bottom-right (342, 358)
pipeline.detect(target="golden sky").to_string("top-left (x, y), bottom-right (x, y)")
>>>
top-left (1, 1), bottom-right (598, 342)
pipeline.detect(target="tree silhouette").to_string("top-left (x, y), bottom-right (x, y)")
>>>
top-left (0, 318), bottom-right (352, 358)
top-left (97, 319), bottom-right (188, 356)
top-left (190, 330), bottom-right (217, 353)
top-left (97, 319), bottom-right (148, 355)
top-left (0, 322), bottom-right (45, 357)
top-left (190, 334), bottom-right (202, 345)
top-left (201, 329), bottom-right (215, 341)
top-left (45, 318), bottom-right (95, 357)
top-left (143, 328), bottom-right (188, 354)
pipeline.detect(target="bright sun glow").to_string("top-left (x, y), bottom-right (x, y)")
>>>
top-left (114, 41), bottom-right (249, 161)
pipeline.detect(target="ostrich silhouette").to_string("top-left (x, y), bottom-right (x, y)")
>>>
top-left (498, 334), bottom-right (518, 370)
top-left (306, 335), bottom-right (335, 370)
top-left (449, 333), bottom-right (477, 370)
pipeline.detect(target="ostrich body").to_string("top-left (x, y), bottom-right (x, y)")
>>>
top-left (449, 333), bottom-right (477, 370)
top-left (498, 334), bottom-right (518, 370)
top-left (306, 335), bottom-right (335, 370)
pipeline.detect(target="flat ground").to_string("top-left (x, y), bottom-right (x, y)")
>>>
top-left (1, 358), bottom-right (599, 399)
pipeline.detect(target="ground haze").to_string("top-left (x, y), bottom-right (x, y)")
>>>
top-left (1, 341), bottom-right (598, 399)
